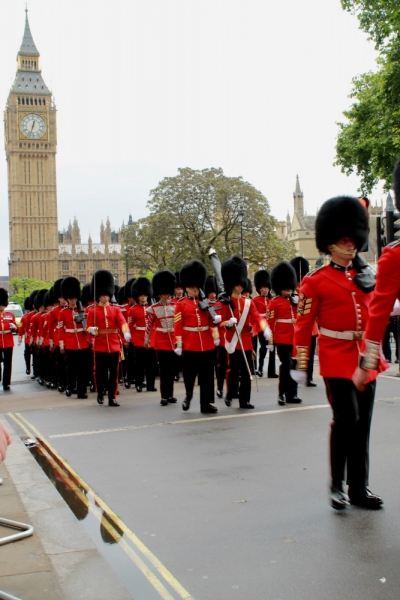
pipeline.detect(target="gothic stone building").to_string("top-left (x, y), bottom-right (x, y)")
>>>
top-left (4, 11), bottom-right (127, 284)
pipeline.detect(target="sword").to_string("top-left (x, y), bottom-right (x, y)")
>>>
top-left (208, 248), bottom-right (253, 381)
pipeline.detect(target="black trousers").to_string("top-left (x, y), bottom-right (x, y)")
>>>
top-left (324, 378), bottom-right (376, 489)
top-left (94, 352), bottom-right (120, 401)
top-left (0, 347), bottom-right (13, 388)
top-left (227, 349), bottom-right (253, 406)
top-left (182, 350), bottom-right (215, 407)
top-left (134, 346), bottom-right (157, 389)
top-left (65, 349), bottom-right (88, 396)
top-left (252, 333), bottom-right (277, 376)
top-left (276, 344), bottom-right (298, 400)
top-left (55, 347), bottom-right (67, 387)
top-left (157, 350), bottom-right (176, 399)
top-left (37, 347), bottom-right (50, 382)
top-left (216, 346), bottom-right (228, 392)
top-left (307, 335), bottom-right (317, 383)
top-left (126, 342), bottom-right (136, 383)
top-left (24, 343), bottom-right (32, 372)
top-left (32, 345), bottom-right (38, 377)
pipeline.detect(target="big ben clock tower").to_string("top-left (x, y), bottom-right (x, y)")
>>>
top-left (4, 9), bottom-right (59, 281)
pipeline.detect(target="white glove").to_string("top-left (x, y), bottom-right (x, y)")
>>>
top-left (9, 323), bottom-right (17, 331)
top-left (17, 337), bottom-right (22, 346)
top-left (174, 347), bottom-right (183, 356)
top-left (49, 339), bottom-right (54, 350)
top-left (267, 344), bottom-right (274, 351)
top-left (263, 326), bottom-right (272, 340)
top-left (213, 315), bottom-right (222, 324)
top-left (88, 327), bottom-right (97, 336)
top-left (124, 331), bottom-right (131, 343)
top-left (391, 299), bottom-right (400, 316)
top-left (214, 338), bottom-right (220, 347)
top-left (228, 317), bottom-right (237, 327)
top-left (290, 369), bottom-right (307, 387)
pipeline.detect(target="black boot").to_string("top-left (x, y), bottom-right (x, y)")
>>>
top-left (278, 395), bottom-right (285, 406)
top-left (109, 399), bottom-right (120, 407)
top-left (97, 394), bottom-right (104, 405)
top-left (348, 487), bottom-right (383, 509)
top-left (160, 398), bottom-right (168, 406)
top-left (182, 397), bottom-right (191, 411)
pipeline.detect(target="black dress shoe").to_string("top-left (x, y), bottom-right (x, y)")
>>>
top-left (168, 397), bottom-right (177, 403)
top-left (3, 386), bottom-right (10, 391)
top-left (46, 381), bottom-right (52, 388)
top-left (38, 378), bottom-right (44, 386)
top-left (109, 400), bottom-right (120, 407)
top-left (216, 389), bottom-right (223, 399)
top-left (124, 380), bottom-right (131, 389)
top-left (136, 385), bottom-right (142, 392)
top-left (50, 383), bottom-right (57, 389)
top-left (66, 389), bottom-right (72, 397)
top-left (26, 369), bottom-right (30, 375)
top-left (268, 373), bottom-right (279, 378)
top-left (89, 384), bottom-right (95, 392)
top-left (31, 375), bottom-right (36, 380)
top-left (286, 397), bottom-right (302, 404)
top-left (278, 395), bottom-right (286, 406)
top-left (201, 404), bottom-right (218, 413)
top-left (256, 370), bottom-right (263, 377)
top-left (182, 397), bottom-right (191, 411)
top-left (58, 386), bottom-right (66, 393)
top-left (77, 394), bottom-right (88, 399)
top-left (348, 487), bottom-right (383, 509)
top-left (225, 396), bottom-right (232, 407)
top-left (174, 375), bottom-right (180, 382)
top-left (307, 381), bottom-right (317, 387)
top-left (160, 398), bottom-right (168, 406)
top-left (239, 403), bottom-right (255, 409)
top-left (97, 394), bottom-right (104, 405)
top-left (330, 485), bottom-right (349, 510)
top-left (146, 387), bottom-right (157, 392)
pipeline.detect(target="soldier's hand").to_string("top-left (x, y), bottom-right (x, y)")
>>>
top-left (213, 315), bottom-right (222, 325)
top-left (214, 338), bottom-right (220, 347)
top-left (174, 347), bottom-right (183, 357)
top-left (352, 367), bottom-right (368, 392)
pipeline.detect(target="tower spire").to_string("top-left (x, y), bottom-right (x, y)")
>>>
top-left (19, 7), bottom-right (40, 58)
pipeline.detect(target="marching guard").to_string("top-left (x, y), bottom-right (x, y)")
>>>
top-left (268, 262), bottom-right (301, 405)
top-left (291, 196), bottom-right (384, 510)
top-left (252, 270), bottom-right (277, 378)
top-left (130, 277), bottom-right (157, 393)
top-left (0, 288), bottom-right (17, 391)
top-left (19, 296), bottom-right (35, 375)
top-left (87, 270), bottom-right (131, 407)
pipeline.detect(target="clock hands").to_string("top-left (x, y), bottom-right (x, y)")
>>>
top-left (30, 119), bottom-right (36, 132)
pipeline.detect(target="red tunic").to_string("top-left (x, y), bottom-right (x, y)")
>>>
top-left (19, 311), bottom-right (33, 341)
top-left (220, 296), bottom-right (266, 351)
top-left (293, 264), bottom-right (385, 380)
top-left (30, 311), bottom-right (43, 345)
top-left (37, 311), bottom-right (50, 347)
top-left (364, 241), bottom-right (400, 345)
top-left (47, 305), bottom-right (63, 348)
top-left (252, 294), bottom-right (270, 318)
top-left (86, 304), bottom-right (127, 353)
top-left (145, 301), bottom-right (175, 351)
top-left (58, 306), bottom-right (89, 351)
top-left (268, 296), bottom-right (297, 345)
top-left (174, 297), bottom-right (217, 352)
top-left (129, 303), bottom-right (152, 348)
top-left (0, 311), bottom-right (16, 348)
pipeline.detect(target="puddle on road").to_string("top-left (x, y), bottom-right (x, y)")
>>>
top-left (22, 437), bottom-right (177, 600)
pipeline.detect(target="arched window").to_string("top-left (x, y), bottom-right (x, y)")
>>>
top-left (22, 98), bottom-right (25, 105)
top-left (18, 97), bottom-right (20, 104)
top-left (43, 99), bottom-right (46, 105)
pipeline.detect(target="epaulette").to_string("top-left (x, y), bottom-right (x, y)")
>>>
top-left (306, 264), bottom-right (327, 277)
top-left (387, 239), bottom-right (400, 248)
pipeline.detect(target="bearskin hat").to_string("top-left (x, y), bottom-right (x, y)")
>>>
top-left (112, 285), bottom-right (120, 304)
top-left (131, 277), bottom-right (152, 301)
top-left (24, 297), bottom-right (31, 311)
top-left (34, 289), bottom-right (48, 311)
top-left (0, 288), bottom-right (9, 307)
top-left (124, 278), bottom-right (136, 300)
top-left (271, 262), bottom-right (297, 294)
top-left (43, 291), bottom-right (53, 308)
top-left (81, 283), bottom-right (93, 308)
top-left (221, 256), bottom-right (248, 295)
top-left (290, 257), bottom-right (310, 284)
top-left (53, 278), bottom-right (64, 301)
top-left (204, 275), bottom-right (217, 296)
top-left (61, 277), bottom-right (81, 300)
top-left (315, 196), bottom-right (369, 254)
top-left (29, 289), bottom-right (39, 309)
top-left (174, 271), bottom-right (182, 289)
top-left (90, 270), bottom-right (114, 302)
top-left (117, 286), bottom-right (126, 305)
top-left (152, 270), bottom-right (176, 298)
top-left (180, 260), bottom-right (207, 291)
top-left (393, 158), bottom-right (400, 211)
top-left (243, 278), bottom-right (253, 295)
top-left (254, 269), bottom-right (271, 293)
top-left (47, 287), bottom-right (56, 306)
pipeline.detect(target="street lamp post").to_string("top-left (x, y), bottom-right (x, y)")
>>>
top-left (238, 209), bottom-right (244, 258)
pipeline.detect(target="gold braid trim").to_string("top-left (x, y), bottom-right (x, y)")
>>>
top-left (360, 339), bottom-right (380, 370)
top-left (211, 327), bottom-right (220, 340)
top-left (175, 336), bottom-right (183, 348)
top-left (259, 318), bottom-right (267, 332)
top-left (296, 346), bottom-right (309, 370)
top-left (121, 323), bottom-right (129, 334)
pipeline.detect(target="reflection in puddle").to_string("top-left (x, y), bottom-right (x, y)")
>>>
top-left (24, 439), bottom-right (174, 600)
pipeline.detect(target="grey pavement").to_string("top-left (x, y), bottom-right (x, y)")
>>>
top-left (2, 344), bottom-right (400, 599)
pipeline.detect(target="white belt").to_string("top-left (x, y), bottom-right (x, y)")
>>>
top-left (276, 319), bottom-right (296, 324)
top-left (183, 326), bottom-right (209, 332)
top-left (134, 327), bottom-right (146, 331)
top-left (320, 327), bottom-right (364, 341)
top-left (0, 330), bottom-right (12, 334)
top-left (155, 327), bottom-right (173, 333)
top-left (65, 328), bottom-right (84, 333)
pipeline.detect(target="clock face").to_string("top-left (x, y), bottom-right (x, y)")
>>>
top-left (20, 113), bottom-right (47, 139)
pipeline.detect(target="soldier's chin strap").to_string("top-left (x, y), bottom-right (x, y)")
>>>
top-left (329, 244), bottom-right (357, 257)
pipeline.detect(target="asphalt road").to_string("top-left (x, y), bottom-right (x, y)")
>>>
top-left (3, 345), bottom-right (400, 600)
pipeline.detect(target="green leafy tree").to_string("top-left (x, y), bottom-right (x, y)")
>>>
top-left (336, 1), bottom-right (400, 193)
top-left (9, 278), bottom-right (52, 307)
top-left (122, 168), bottom-right (294, 273)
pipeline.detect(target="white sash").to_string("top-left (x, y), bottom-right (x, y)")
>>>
top-left (225, 298), bottom-right (251, 354)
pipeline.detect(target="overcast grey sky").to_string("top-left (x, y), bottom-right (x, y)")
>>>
top-left (0, 0), bottom-right (382, 274)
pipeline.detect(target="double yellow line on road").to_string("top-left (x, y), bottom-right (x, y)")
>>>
top-left (7, 412), bottom-right (193, 600)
